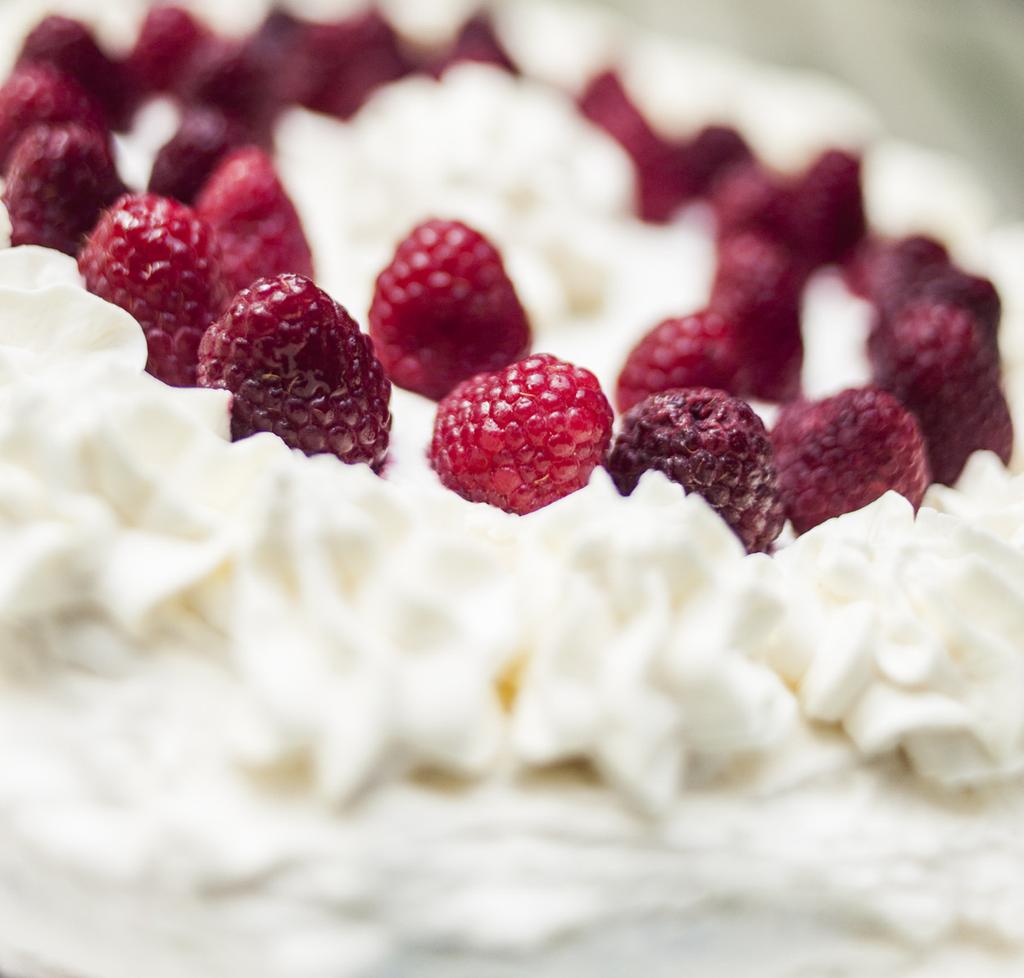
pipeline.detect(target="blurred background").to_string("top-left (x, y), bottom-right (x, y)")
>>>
top-left (596, 0), bottom-right (1024, 216)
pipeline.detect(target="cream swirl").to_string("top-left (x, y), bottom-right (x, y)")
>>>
top-left (772, 488), bottom-right (1024, 787)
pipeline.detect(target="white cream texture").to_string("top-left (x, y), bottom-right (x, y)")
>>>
top-left (0, 2), bottom-right (1022, 977)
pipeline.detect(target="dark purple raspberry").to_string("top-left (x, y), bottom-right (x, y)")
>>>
top-left (606, 388), bottom-right (785, 553)
top-left (772, 386), bottom-right (931, 534)
top-left (149, 106), bottom-right (247, 204)
top-left (2, 122), bottom-right (125, 255)
top-left (0, 64), bottom-right (106, 172)
top-left (711, 160), bottom-right (792, 245)
top-left (198, 274), bottom-right (392, 468)
top-left (578, 70), bottom-right (689, 223)
top-left (79, 192), bottom-right (229, 387)
top-left (15, 15), bottom-right (131, 128)
top-left (281, 11), bottom-right (411, 120)
top-left (369, 219), bottom-right (531, 401)
top-left (787, 149), bottom-right (866, 267)
top-left (710, 231), bottom-right (805, 403)
top-left (430, 353), bottom-right (613, 515)
top-left (178, 37), bottom-right (277, 141)
top-left (433, 13), bottom-right (518, 76)
top-left (616, 310), bottom-right (739, 413)
top-left (680, 125), bottom-right (753, 199)
top-left (872, 300), bottom-right (1013, 486)
top-left (125, 5), bottom-right (212, 96)
top-left (858, 235), bottom-right (950, 314)
top-left (195, 146), bottom-right (313, 296)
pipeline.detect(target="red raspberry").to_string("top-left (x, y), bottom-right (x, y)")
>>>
top-left (857, 235), bottom-right (949, 312)
top-left (369, 219), bottom-right (531, 401)
top-left (914, 269), bottom-right (1001, 342)
top-left (787, 149), bottom-right (865, 267)
top-left (430, 353), bottom-right (613, 515)
top-left (872, 301), bottom-right (1013, 485)
top-left (2, 122), bottom-right (125, 255)
top-left (125, 6), bottom-right (212, 95)
top-left (195, 146), bottom-right (313, 297)
top-left (149, 106), bottom-right (247, 204)
top-left (615, 310), bottom-right (739, 413)
top-left (606, 388), bottom-right (785, 553)
top-left (710, 231), bottom-right (805, 403)
top-left (79, 192), bottom-right (229, 387)
top-left (0, 64), bottom-right (105, 172)
top-left (15, 15), bottom-right (131, 129)
top-left (198, 274), bottom-right (391, 468)
top-left (178, 37), bottom-right (277, 141)
top-left (281, 11), bottom-right (411, 120)
top-left (680, 125), bottom-right (752, 198)
top-left (711, 160), bottom-right (792, 244)
top-left (772, 387), bottom-right (931, 534)
top-left (578, 71), bottom-right (688, 223)
top-left (433, 13), bottom-right (517, 76)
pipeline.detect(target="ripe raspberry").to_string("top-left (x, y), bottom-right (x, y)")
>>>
top-left (858, 235), bottom-right (949, 312)
top-left (149, 106), bottom-right (247, 204)
top-left (369, 219), bottom-right (531, 400)
top-left (281, 11), bottom-right (410, 120)
top-left (0, 64), bottom-right (105, 171)
top-left (430, 353), bottom-right (613, 515)
top-left (178, 37), bottom-right (277, 140)
top-left (195, 146), bottom-right (313, 296)
top-left (914, 269), bottom-right (1001, 341)
top-left (787, 149), bottom-right (865, 267)
top-left (872, 300), bottom-right (1013, 485)
top-left (2, 122), bottom-right (125, 255)
top-left (434, 13), bottom-right (517, 76)
top-left (125, 6), bottom-right (212, 95)
top-left (198, 274), bottom-right (391, 468)
top-left (578, 70), bottom-right (688, 223)
top-left (772, 387), bottom-right (931, 534)
top-left (606, 388), bottom-right (785, 553)
top-left (710, 231), bottom-right (805, 403)
top-left (680, 125), bottom-right (752, 198)
top-left (79, 192), bottom-right (229, 387)
top-left (711, 160), bottom-right (792, 244)
top-left (615, 310), bottom-right (739, 413)
top-left (15, 15), bottom-right (130, 128)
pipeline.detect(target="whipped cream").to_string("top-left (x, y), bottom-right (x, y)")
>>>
top-left (0, 3), bottom-right (1021, 977)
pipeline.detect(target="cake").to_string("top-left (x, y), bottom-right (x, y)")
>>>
top-left (0, 2), bottom-right (1022, 977)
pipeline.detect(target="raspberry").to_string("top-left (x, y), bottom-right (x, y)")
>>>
top-left (915, 269), bottom-right (1001, 341)
top-left (0, 64), bottom-right (105, 172)
top-left (178, 37), bottom-right (277, 140)
top-left (369, 219), bottom-right (531, 400)
top-left (148, 106), bottom-right (247, 204)
top-left (710, 231), bottom-right (805, 403)
top-left (615, 310), bottom-right (739, 413)
top-left (125, 6), bottom-right (211, 95)
top-left (2, 122), bottom-right (125, 255)
top-left (772, 387), bottom-right (931, 534)
top-left (79, 192), bottom-right (229, 387)
top-left (578, 70), bottom-right (688, 223)
top-left (872, 300), bottom-right (1013, 485)
top-left (680, 125), bottom-right (752, 198)
top-left (429, 353), bottom-right (613, 515)
top-left (606, 388), bottom-right (785, 553)
top-left (787, 149), bottom-right (865, 267)
top-left (859, 235), bottom-right (949, 313)
top-left (195, 146), bottom-right (313, 297)
top-left (15, 15), bottom-right (131, 129)
top-left (434, 13), bottom-right (517, 76)
top-left (197, 274), bottom-right (391, 468)
top-left (711, 160), bottom-right (792, 244)
top-left (282, 11), bottom-right (410, 120)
